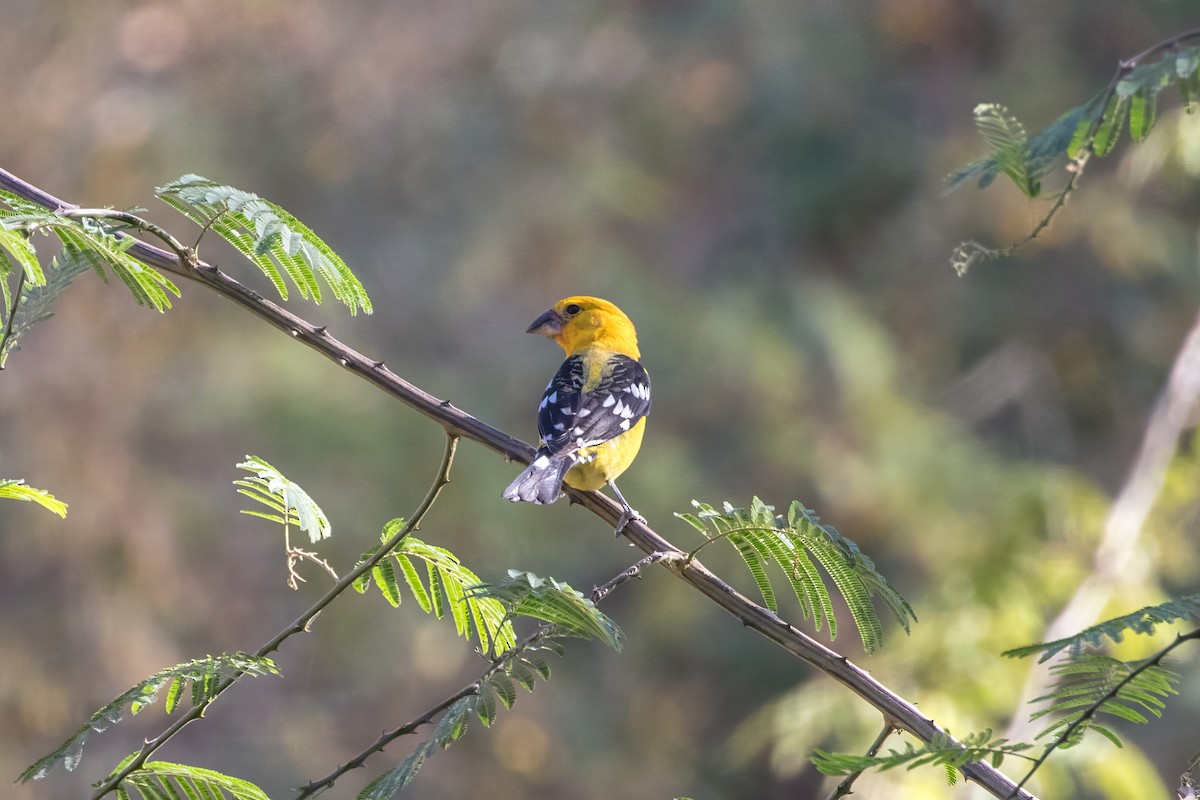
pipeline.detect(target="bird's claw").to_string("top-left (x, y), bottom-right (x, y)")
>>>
top-left (614, 508), bottom-right (646, 537)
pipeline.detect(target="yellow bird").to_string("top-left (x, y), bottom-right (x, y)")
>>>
top-left (502, 296), bottom-right (650, 531)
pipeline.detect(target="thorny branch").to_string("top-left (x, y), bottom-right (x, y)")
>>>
top-left (0, 168), bottom-right (1033, 800)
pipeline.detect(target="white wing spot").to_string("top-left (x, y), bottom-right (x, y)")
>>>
top-left (577, 408), bottom-right (592, 417)
top-left (553, 422), bottom-right (566, 431)
top-left (547, 391), bottom-right (558, 404)
top-left (602, 395), bottom-right (616, 407)
top-left (560, 405), bottom-right (573, 415)
top-left (533, 455), bottom-right (551, 468)
top-left (620, 419), bottom-right (631, 430)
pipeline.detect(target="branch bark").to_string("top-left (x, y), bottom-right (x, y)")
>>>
top-left (0, 167), bottom-right (1033, 800)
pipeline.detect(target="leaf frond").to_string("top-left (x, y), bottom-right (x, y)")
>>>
top-left (0, 478), bottom-right (68, 517)
top-left (19, 654), bottom-right (278, 782)
top-left (235, 456), bottom-right (331, 543)
top-left (355, 530), bottom-right (517, 656)
top-left (116, 761), bottom-right (269, 800)
top-left (1004, 594), bottom-right (1200, 662)
top-left (812, 729), bottom-right (1033, 777)
top-left (1029, 654), bottom-right (1179, 746)
top-left (949, 43), bottom-right (1200, 195)
top-left (469, 570), bottom-right (625, 651)
top-left (678, 498), bottom-right (915, 654)
top-left (156, 175), bottom-right (372, 314)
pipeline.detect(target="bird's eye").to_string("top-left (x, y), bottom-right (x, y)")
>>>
top-left (564, 303), bottom-right (583, 316)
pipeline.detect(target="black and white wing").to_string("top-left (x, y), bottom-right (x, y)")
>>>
top-left (536, 354), bottom-right (651, 457)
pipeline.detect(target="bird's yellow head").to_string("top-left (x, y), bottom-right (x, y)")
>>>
top-left (526, 296), bottom-right (640, 358)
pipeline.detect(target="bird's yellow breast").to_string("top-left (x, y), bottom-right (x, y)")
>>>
top-left (562, 417), bottom-right (647, 491)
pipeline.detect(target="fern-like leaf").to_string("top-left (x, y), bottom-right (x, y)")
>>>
top-left (0, 218), bottom-right (44, 287)
top-left (117, 761), bottom-right (270, 800)
top-left (354, 529), bottom-right (517, 656)
top-left (156, 175), bottom-right (372, 315)
top-left (1004, 594), bottom-right (1200, 662)
top-left (950, 42), bottom-right (1200, 195)
top-left (679, 498), bottom-right (915, 654)
top-left (235, 455), bottom-right (331, 543)
top-left (18, 653), bottom-right (278, 782)
top-left (56, 219), bottom-right (180, 311)
top-left (0, 197), bottom-right (181, 313)
top-left (469, 570), bottom-right (625, 651)
top-left (0, 478), bottom-right (67, 517)
top-left (812, 729), bottom-right (1033, 777)
top-left (974, 103), bottom-right (1037, 196)
top-left (1029, 654), bottom-right (1179, 746)
top-left (0, 247), bottom-right (91, 366)
top-left (358, 636), bottom-right (568, 798)
top-left (358, 697), bottom-right (477, 800)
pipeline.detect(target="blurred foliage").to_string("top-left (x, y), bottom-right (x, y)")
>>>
top-left (4, 2), bottom-right (1200, 799)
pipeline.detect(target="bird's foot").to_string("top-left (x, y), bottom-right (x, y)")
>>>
top-left (614, 507), bottom-right (646, 537)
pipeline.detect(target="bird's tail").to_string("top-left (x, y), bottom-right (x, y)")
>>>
top-left (502, 453), bottom-right (573, 505)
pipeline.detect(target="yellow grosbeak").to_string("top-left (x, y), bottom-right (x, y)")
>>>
top-left (502, 296), bottom-right (650, 530)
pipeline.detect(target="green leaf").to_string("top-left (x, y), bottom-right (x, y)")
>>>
top-left (372, 561), bottom-right (402, 608)
top-left (476, 687), bottom-right (496, 727)
top-left (0, 479), bottom-right (68, 517)
top-left (54, 220), bottom-right (180, 311)
top-left (1092, 93), bottom-right (1129, 157)
top-left (812, 729), bottom-right (1031, 777)
top-left (397, 554), bottom-right (431, 613)
top-left (973, 103), bottom-right (1037, 196)
top-left (120, 762), bottom-right (269, 800)
top-left (235, 456), bottom-right (331, 543)
top-left (0, 221), bottom-right (44, 285)
top-left (355, 533), bottom-right (517, 656)
top-left (358, 741), bottom-right (434, 800)
top-left (1004, 594), bottom-right (1200, 662)
top-left (1029, 654), bottom-right (1179, 748)
top-left (681, 498), bottom-right (915, 654)
top-left (0, 242), bottom-right (91, 366)
top-left (488, 672), bottom-right (517, 709)
top-left (470, 570), bottom-right (625, 650)
top-left (1128, 87), bottom-right (1157, 142)
top-left (19, 654), bottom-right (278, 782)
top-left (156, 175), bottom-right (372, 315)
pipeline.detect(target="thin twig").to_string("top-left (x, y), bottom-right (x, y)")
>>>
top-left (88, 434), bottom-right (459, 800)
top-left (590, 551), bottom-right (684, 603)
top-left (0, 266), bottom-right (26, 369)
top-left (59, 208), bottom-right (195, 266)
top-left (296, 625), bottom-right (552, 799)
top-left (302, 544), bottom-right (676, 797)
top-left (1009, 626), bottom-right (1200, 798)
top-left (951, 154), bottom-right (1088, 277)
top-left (825, 721), bottom-right (897, 800)
top-left (0, 168), bottom-right (1033, 800)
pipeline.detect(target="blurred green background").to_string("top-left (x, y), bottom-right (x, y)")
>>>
top-left (3, 2), bottom-right (1200, 798)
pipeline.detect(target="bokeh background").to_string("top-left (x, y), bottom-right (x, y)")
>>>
top-left (3, 2), bottom-right (1200, 798)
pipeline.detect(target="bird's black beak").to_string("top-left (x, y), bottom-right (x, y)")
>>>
top-left (526, 308), bottom-right (564, 337)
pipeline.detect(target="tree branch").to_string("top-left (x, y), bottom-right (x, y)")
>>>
top-left (88, 434), bottom-right (459, 799)
top-left (0, 168), bottom-right (1032, 800)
